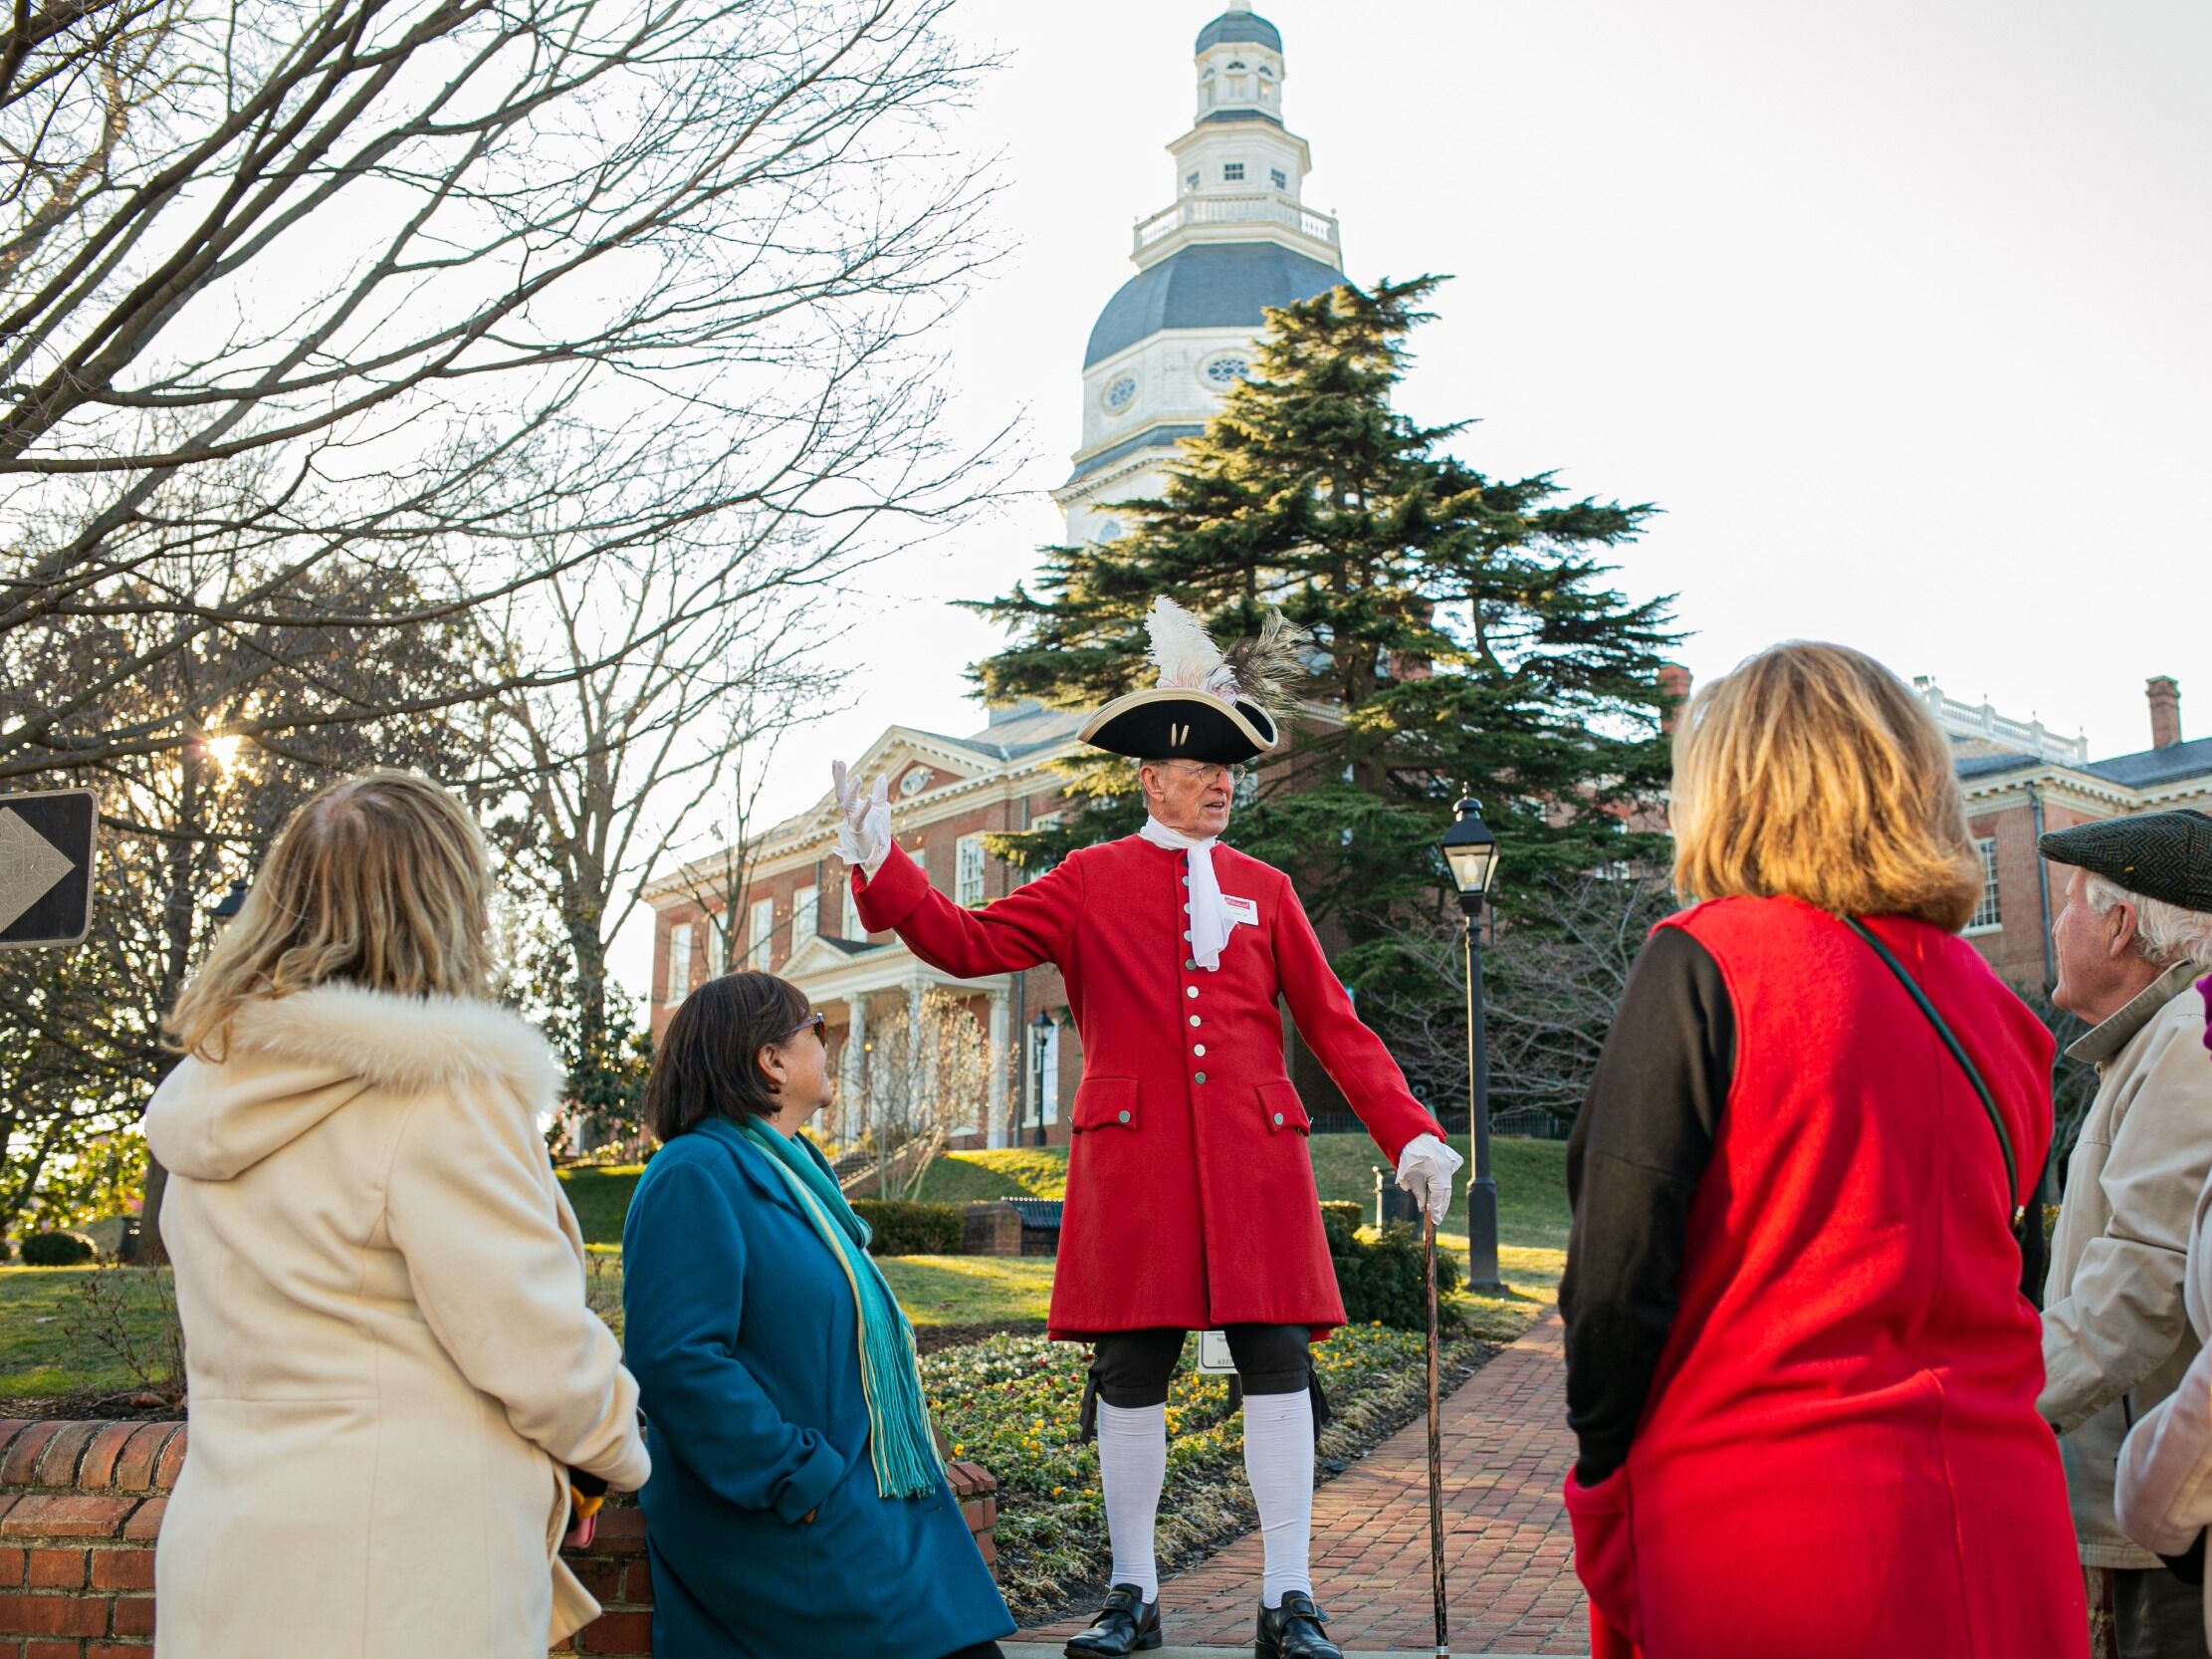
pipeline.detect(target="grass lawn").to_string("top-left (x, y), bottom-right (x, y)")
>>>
top-left (0, 1266), bottom-right (180, 1399)
top-left (557, 1164), bottom-right (645, 1246)
top-left (2, 1138), bottom-right (1569, 1399)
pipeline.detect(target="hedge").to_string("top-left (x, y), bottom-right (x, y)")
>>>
top-left (851, 1198), bottom-right (965, 1256)
top-left (1319, 1201), bottom-right (1364, 1253)
top-left (1332, 1222), bottom-right (1458, 1328)
top-left (20, 1231), bottom-right (95, 1267)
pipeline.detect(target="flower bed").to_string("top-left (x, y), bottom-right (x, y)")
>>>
top-left (922, 1320), bottom-right (1487, 1622)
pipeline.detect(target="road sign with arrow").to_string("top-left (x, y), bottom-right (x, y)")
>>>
top-left (0, 789), bottom-right (97, 950)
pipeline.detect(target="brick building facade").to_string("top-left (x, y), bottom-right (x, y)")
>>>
top-left (642, 702), bottom-right (1090, 1151)
top-left (1937, 674), bottom-right (2211, 992)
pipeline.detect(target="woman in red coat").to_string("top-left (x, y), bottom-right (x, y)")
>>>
top-left (1561, 641), bottom-right (2088, 1659)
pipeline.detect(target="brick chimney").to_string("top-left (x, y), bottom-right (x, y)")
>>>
top-left (2148, 676), bottom-right (2182, 749)
top-left (1659, 663), bottom-right (1693, 735)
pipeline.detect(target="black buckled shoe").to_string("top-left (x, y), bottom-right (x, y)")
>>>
top-left (1063, 1583), bottom-right (1162, 1656)
top-left (1256, 1590), bottom-right (1342, 1659)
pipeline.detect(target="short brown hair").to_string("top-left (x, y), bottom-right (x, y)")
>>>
top-left (167, 770), bottom-right (496, 1061)
top-left (644, 971), bottom-right (812, 1142)
top-left (1670, 641), bottom-right (1982, 931)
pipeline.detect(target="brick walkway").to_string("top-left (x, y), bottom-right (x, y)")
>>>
top-left (1024, 1310), bottom-right (1588, 1655)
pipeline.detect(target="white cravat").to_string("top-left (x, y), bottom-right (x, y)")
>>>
top-left (1139, 814), bottom-right (1228, 971)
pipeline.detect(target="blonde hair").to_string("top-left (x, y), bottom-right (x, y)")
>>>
top-left (1670, 641), bottom-right (1982, 931)
top-left (167, 771), bottom-right (498, 1060)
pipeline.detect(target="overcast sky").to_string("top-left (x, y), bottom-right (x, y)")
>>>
top-left (612, 0), bottom-right (2210, 998)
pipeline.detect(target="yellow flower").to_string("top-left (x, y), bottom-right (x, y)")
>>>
top-left (953, 1443), bottom-right (965, 1456)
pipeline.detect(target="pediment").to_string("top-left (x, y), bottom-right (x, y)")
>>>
top-left (782, 930), bottom-right (883, 979)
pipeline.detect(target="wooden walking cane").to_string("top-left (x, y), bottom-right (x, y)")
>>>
top-left (1425, 1210), bottom-right (1448, 1657)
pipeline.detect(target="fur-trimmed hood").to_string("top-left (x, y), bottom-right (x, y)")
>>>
top-left (146, 985), bottom-right (564, 1182)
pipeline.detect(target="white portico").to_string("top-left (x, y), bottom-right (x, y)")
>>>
top-left (1052, 2), bottom-right (1349, 549)
top-left (779, 929), bottom-right (1017, 1148)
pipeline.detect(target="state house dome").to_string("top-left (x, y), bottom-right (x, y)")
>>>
top-left (1082, 241), bottom-right (1345, 368)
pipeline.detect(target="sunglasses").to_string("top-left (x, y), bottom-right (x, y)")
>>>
top-left (784, 1011), bottom-right (827, 1045)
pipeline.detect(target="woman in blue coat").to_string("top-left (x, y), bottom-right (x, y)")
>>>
top-left (622, 970), bottom-right (1014, 1659)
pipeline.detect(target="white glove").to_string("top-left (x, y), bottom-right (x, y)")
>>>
top-left (1395, 1132), bottom-right (1465, 1226)
top-left (831, 760), bottom-right (892, 877)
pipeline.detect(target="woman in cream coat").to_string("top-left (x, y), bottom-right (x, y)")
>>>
top-left (144, 771), bottom-right (649, 1659)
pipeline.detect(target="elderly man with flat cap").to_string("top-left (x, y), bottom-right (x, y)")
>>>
top-left (831, 598), bottom-right (1461, 1659)
top-left (2038, 808), bottom-right (2212, 1658)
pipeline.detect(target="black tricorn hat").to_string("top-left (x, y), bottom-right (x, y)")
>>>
top-left (2038, 808), bottom-right (2212, 912)
top-left (1079, 688), bottom-right (1278, 764)
top-left (1079, 596), bottom-right (1302, 765)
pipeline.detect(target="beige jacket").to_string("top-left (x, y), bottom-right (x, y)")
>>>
top-left (2117, 1137), bottom-right (2212, 1644)
top-left (2042, 964), bottom-right (2212, 1568)
top-left (145, 986), bottom-right (650, 1659)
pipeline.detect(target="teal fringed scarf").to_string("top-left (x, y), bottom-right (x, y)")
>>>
top-left (737, 1120), bottom-right (943, 1500)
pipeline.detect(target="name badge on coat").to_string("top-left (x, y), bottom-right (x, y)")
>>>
top-left (1221, 894), bottom-right (1258, 928)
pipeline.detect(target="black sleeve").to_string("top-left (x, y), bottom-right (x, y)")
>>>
top-left (1559, 926), bottom-right (1734, 1486)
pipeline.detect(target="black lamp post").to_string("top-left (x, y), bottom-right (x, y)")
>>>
top-left (1029, 1009), bottom-right (1054, 1148)
top-left (1438, 794), bottom-right (1505, 1293)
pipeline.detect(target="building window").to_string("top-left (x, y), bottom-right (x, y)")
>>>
top-left (1203, 354), bottom-right (1249, 387)
top-left (793, 884), bottom-right (818, 941)
top-left (1968, 838), bottom-right (2002, 931)
top-left (1186, 170), bottom-right (1200, 191)
top-left (1222, 161), bottom-right (1244, 182)
top-left (666, 922), bottom-right (693, 1004)
top-left (750, 896), bottom-right (775, 965)
top-left (956, 834), bottom-right (988, 907)
top-left (1270, 167), bottom-right (1287, 190)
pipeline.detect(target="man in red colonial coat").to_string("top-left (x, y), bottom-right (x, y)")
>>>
top-left (834, 599), bottom-right (1460, 1659)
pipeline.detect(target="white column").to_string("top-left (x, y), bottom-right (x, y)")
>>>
top-left (846, 994), bottom-right (867, 1138)
top-left (987, 986), bottom-right (1010, 1149)
top-left (907, 977), bottom-right (928, 1136)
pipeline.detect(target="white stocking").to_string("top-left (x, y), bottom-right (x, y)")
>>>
top-left (1096, 1399), bottom-right (1167, 1602)
top-left (1242, 1387), bottom-right (1315, 1609)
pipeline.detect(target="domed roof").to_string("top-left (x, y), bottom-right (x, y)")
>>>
top-left (1084, 241), bottom-right (1343, 367)
top-left (1196, 9), bottom-right (1282, 54)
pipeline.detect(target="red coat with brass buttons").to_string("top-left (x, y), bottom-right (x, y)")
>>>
top-left (851, 833), bottom-right (1445, 1338)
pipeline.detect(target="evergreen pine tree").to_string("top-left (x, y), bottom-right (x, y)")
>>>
top-left (967, 276), bottom-right (1680, 996)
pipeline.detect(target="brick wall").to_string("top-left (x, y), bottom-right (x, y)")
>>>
top-left (0, 1421), bottom-right (997, 1659)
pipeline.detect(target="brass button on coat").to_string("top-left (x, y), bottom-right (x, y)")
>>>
top-left (1186, 986), bottom-right (1199, 999)
top-left (1188, 1014), bottom-right (1201, 1028)
top-left (1193, 1044), bottom-right (1206, 1057)
top-left (1184, 959), bottom-right (1199, 971)
top-left (1272, 1111), bottom-right (1285, 1126)
top-left (1195, 1071), bottom-right (1208, 1084)
top-left (1117, 1109), bottom-right (1132, 1124)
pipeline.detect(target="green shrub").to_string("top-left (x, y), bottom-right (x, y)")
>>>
top-left (1319, 1201), bottom-right (1364, 1253)
top-left (851, 1199), bottom-right (965, 1257)
top-left (20, 1231), bottom-right (94, 1267)
top-left (1332, 1223), bottom-right (1458, 1329)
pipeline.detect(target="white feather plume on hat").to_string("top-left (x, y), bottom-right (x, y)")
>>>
top-left (1145, 595), bottom-right (1306, 716)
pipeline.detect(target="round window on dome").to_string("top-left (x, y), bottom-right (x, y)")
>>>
top-left (1096, 520), bottom-right (1123, 544)
top-left (1202, 355), bottom-right (1250, 389)
top-left (1102, 375), bottom-right (1138, 414)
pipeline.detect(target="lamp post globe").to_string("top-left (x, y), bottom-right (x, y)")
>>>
top-left (1029, 1009), bottom-right (1054, 1148)
top-left (1438, 795), bottom-right (1505, 1293)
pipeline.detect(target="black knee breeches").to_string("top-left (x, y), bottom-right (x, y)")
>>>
top-left (1090, 1324), bottom-right (1312, 1405)
top-left (1077, 1324), bottom-right (1332, 1442)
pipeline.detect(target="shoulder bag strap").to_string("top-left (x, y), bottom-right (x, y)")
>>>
top-left (1843, 916), bottom-right (2024, 1229)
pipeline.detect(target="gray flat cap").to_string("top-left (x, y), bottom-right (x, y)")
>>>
top-left (2038, 809), bottom-right (2212, 912)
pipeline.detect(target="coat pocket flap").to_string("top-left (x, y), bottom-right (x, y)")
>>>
top-left (1257, 1080), bottom-right (1309, 1134)
top-left (1071, 1075), bottom-right (1139, 1131)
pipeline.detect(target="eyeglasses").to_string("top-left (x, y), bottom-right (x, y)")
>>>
top-left (784, 1011), bottom-right (826, 1045)
top-left (1157, 761), bottom-right (1247, 786)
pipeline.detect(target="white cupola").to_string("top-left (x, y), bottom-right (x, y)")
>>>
top-left (1051, 5), bottom-right (1349, 550)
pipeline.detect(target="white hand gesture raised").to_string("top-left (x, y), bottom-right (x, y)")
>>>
top-left (831, 760), bottom-right (892, 876)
